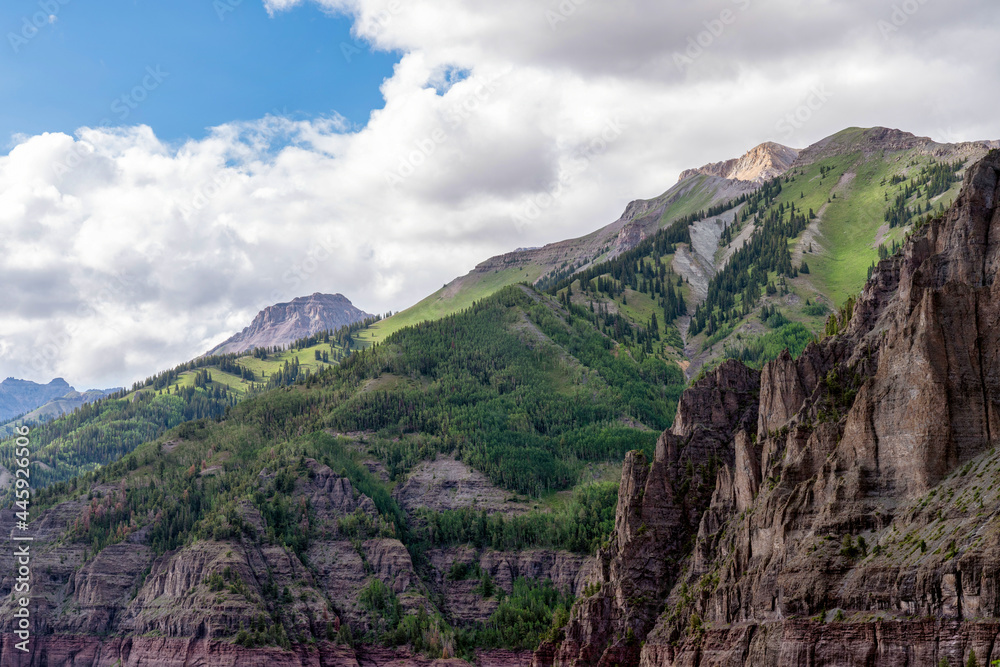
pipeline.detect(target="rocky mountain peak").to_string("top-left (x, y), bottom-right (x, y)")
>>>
top-left (678, 141), bottom-right (799, 184)
top-left (206, 293), bottom-right (373, 356)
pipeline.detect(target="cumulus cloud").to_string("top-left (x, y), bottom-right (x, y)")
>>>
top-left (2, 0), bottom-right (999, 387)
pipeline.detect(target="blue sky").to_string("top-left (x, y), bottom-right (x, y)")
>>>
top-left (0, 0), bottom-right (398, 145)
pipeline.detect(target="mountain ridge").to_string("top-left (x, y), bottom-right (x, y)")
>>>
top-left (0, 280), bottom-right (684, 665)
top-left (3, 133), bottom-right (1000, 667)
top-left (0, 377), bottom-right (73, 422)
top-left (361, 126), bottom-right (997, 352)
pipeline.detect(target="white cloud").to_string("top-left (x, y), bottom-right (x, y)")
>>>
top-left (2, 0), bottom-right (999, 387)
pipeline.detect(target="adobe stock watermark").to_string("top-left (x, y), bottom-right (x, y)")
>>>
top-left (775, 85), bottom-right (833, 140)
top-left (546, 0), bottom-right (588, 31)
top-left (27, 244), bottom-right (167, 376)
top-left (8, 0), bottom-right (70, 54)
top-left (341, 0), bottom-right (402, 62)
top-left (111, 65), bottom-right (169, 121)
top-left (384, 70), bottom-right (508, 189)
top-left (52, 139), bottom-right (95, 179)
top-left (10, 425), bottom-right (34, 654)
top-left (511, 118), bottom-right (626, 229)
top-left (214, 0), bottom-right (245, 21)
top-left (272, 235), bottom-right (342, 304)
top-left (877, 0), bottom-right (932, 40)
top-left (672, 0), bottom-right (751, 71)
top-left (178, 170), bottom-right (234, 220)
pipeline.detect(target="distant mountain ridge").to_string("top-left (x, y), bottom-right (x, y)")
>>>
top-left (206, 292), bottom-right (373, 356)
top-left (0, 377), bottom-right (73, 422)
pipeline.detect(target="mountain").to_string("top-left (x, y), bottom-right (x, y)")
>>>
top-left (4, 131), bottom-right (1000, 666)
top-left (0, 388), bottom-right (119, 435)
top-left (0, 310), bottom-right (379, 498)
top-left (361, 128), bottom-right (997, 364)
top-left (0, 377), bottom-right (73, 422)
top-left (537, 149), bottom-right (1000, 667)
top-left (676, 141), bottom-right (800, 183)
top-left (206, 292), bottom-right (374, 356)
top-left (0, 281), bottom-right (686, 665)
top-left (6, 126), bottom-right (997, 502)
top-left (16, 126), bottom-right (992, 501)
top-left (361, 162), bottom-right (755, 346)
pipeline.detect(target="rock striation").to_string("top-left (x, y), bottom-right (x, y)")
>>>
top-left (0, 448), bottom-right (593, 666)
top-left (539, 150), bottom-right (1000, 666)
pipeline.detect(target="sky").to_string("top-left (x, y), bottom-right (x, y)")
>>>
top-left (0, 0), bottom-right (999, 389)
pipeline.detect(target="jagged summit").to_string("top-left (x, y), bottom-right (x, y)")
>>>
top-left (206, 292), bottom-right (373, 356)
top-left (678, 141), bottom-right (800, 184)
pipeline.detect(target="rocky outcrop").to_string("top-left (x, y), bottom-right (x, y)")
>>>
top-left (394, 456), bottom-right (529, 515)
top-left (425, 548), bottom-right (597, 625)
top-left (66, 541), bottom-right (154, 634)
top-left (0, 438), bottom-right (585, 665)
top-left (206, 293), bottom-right (373, 356)
top-left (542, 362), bottom-right (759, 667)
top-left (541, 150), bottom-right (1000, 667)
top-left (303, 458), bottom-right (379, 530)
top-left (647, 150), bottom-right (1000, 665)
top-left (678, 143), bottom-right (799, 184)
top-left (0, 464), bottom-right (418, 658)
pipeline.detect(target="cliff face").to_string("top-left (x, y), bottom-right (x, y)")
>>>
top-left (207, 293), bottom-right (373, 355)
top-left (0, 452), bottom-right (593, 666)
top-left (541, 150), bottom-right (1000, 667)
top-left (539, 361), bottom-right (760, 667)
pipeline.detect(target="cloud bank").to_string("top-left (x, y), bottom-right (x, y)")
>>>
top-left (1, 0), bottom-right (998, 387)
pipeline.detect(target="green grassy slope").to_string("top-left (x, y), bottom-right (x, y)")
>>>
top-left (357, 263), bottom-right (547, 345)
top-left (360, 129), bottom-right (985, 385)
top-left (360, 174), bottom-right (734, 346)
top-left (542, 133), bottom-right (980, 378)
top-left (656, 174), bottom-right (721, 226)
